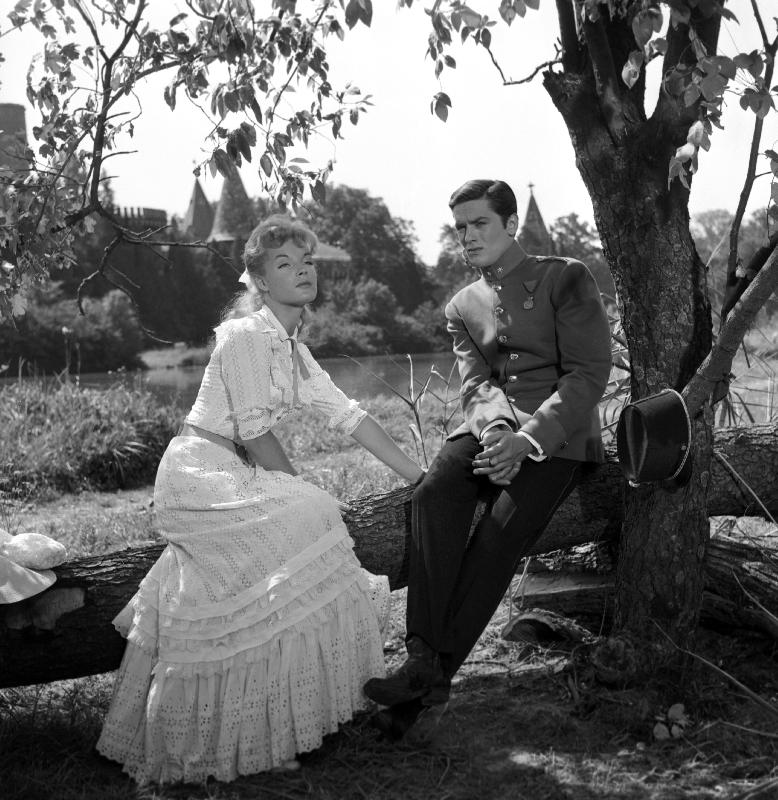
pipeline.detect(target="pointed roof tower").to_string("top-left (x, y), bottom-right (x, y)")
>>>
top-left (182, 178), bottom-right (214, 240)
top-left (518, 184), bottom-right (554, 256)
top-left (209, 163), bottom-right (256, 242)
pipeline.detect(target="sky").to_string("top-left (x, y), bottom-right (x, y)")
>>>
top-left (1, 0), bottom-right (777, 265)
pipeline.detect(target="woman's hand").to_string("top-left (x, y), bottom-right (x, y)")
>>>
top-left (336, 499), bottom-right (352, 517)
top-left (411, 467), bottom-right (426, 487)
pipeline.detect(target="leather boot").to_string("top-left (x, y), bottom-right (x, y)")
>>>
top-left (363, 636), bottom-right (449, 706)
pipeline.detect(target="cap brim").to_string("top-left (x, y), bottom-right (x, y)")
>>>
top-left (0, 554), bottom-right (56, 604)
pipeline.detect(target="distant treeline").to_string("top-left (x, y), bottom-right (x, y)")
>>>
top-left (3, 184), bottom-right (766, 376)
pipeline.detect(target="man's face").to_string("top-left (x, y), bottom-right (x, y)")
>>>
top-left (452, 198), bottom-right (518, 268)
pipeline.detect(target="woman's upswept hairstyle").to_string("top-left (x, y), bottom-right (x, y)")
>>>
top-left (221, 214), bottom-right (318, 322)
top-left (448, 179), bottom-right (517, 226)
top-left (243, 214), bottom-right (318, 278)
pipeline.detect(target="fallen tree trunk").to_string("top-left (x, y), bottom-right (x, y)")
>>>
top-left (505, 517), bottom-right (778, 639)
top-left (1, 424), bottom-right (776, 689)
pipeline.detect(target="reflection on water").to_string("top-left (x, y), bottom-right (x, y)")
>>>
top-left (67, 352), bottom-right (460, 409)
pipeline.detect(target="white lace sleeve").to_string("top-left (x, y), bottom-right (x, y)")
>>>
top-left (219, 322), bottom-right (276, 439)
top-left (298, 344), bottom-right (368, 434)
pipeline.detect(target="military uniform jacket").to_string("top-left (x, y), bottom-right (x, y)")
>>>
top-left (445, 241), bottom-right (612, 463)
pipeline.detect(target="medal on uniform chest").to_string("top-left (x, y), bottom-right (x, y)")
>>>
top-left (522, 279), bottom-right (538, 311)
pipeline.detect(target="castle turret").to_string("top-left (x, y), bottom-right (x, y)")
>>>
top-left (518, 184), bottom-right (554, 256)
top-left (208, 164), bottom-right (255, 243)
top-left (182, 178), bottom-right (214, 241)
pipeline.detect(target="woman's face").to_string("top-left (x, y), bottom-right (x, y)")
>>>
top-left (254, 240), bottom-right (318, 308)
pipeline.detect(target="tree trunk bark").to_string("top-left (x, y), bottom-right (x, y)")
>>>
top-left (543, 59), bottom-right (715, 647)
top-left (0, 425), bottom-right (775, 688)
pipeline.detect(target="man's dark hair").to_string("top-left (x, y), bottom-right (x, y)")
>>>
top-left (448, 179), bottom-right (517, 225)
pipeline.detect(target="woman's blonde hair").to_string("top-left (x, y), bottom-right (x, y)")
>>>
top-left (221, 214), bottom-right (318, 322)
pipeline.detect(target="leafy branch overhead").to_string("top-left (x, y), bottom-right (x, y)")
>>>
top-left (0, 0), bottom-right (374, 318)
top-left (400, 3), bottom-right (775, 208)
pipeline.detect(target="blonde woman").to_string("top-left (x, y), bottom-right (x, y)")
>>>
top-left (97, 215), bottom-right (423, 784)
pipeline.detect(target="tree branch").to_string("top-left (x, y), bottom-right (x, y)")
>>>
top-left (724, 27), bottom-right (778, 312)
top-left (554, 0), bottom-right (581, 72)
top-left (483, 44), bottom-right (560, 86)
top-left (683, 242), bottom-right (778, 416)
top-left (580, 15), bottom-right (627, 142)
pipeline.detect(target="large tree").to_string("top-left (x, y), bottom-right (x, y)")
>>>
top-left (2, 0), bottom-right (778, 666)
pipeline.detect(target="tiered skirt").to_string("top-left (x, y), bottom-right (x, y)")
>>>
top-left (96, 436), bottom-right (389, 784)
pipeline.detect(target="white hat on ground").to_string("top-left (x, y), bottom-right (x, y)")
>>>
top-left (0, 530), bottom-right (67, 605)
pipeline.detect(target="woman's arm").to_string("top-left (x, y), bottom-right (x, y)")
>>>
top-left (240, 430), bottom-right (297, 475)
top-left (351, 414), bottom-right (424, 484)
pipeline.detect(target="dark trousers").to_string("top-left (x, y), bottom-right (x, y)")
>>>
top-left (406, 433), bottom-right (582, 675)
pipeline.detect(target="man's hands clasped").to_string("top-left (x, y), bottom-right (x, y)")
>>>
top-left (472, 427), bottom-right (533, 486)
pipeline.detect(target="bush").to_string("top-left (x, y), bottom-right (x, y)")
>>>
top-left (0, 379), bottom-right (181, 497)
top-left (302, 305), bottom-right (386, 358)
top-left (0, 285), bottom-right (146, 375)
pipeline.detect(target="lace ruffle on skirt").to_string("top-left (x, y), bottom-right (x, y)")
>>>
top-left (96, 436), bottom-right (389, 784)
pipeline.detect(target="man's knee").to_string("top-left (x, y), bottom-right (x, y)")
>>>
top-left (413, 462), bottom-right (469, 507)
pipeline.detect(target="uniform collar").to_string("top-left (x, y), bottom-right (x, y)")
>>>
top-left (256, 304), bottom-right (300, 343)
top-left (479, 240), bottom-right (531, 284)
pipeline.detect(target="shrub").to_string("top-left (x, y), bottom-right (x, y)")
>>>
top-left (0, 285), bottom-right (146, 375)
top-left (0, 379), bottom-right (181, 497)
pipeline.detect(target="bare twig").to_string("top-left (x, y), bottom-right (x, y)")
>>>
top-left (713, 451), bottom-right (777, 525)
top-left (653, 622), bottom-right (778, 721)
top-left (726, 775), bottom-right (778, 800)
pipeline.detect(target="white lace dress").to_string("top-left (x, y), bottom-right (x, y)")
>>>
top-left (96, 307), bottom-right (390, 784)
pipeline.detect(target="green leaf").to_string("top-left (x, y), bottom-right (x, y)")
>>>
top-left (169, 13), bottom-right (187, 26)
top-left (667, 157), bottom-right (690, 190)
top-left (163, 82), bottom-right (177, 111)
top-left (211, 148), bottom-right (232, 178)
top-left (715, 55), bottom-right (737, 80)
top-left (357, 0), bottom-right (373, 26)
top-left (621, 50), bottom-right (643, 89)
top-left (239, 121), bottom-right (257, 146)
top-left (699, 72), bottom-right (727, 101)
top-left (458, 7), bottom-right (482, 28)
top-left (311, 179), bottom-right (326, 205)
top-left (249, 98), bottom-right (263, 124)
top-left (260, 152), bottom-right (273, 177)
top-left (480, 28), bottom-right (491, 49)
top-left (683, 83), bottom-right (701, 107)
top-left (431, 91), bottom-right (451, 122)
top-left (234, 129), bottom-right (252, 162)
top-left (686, 120), bottom-right (711, 151)
top-left (344, 0), bottom-right (358, 29)
top-left (499, 0), bottom-right (516, 25)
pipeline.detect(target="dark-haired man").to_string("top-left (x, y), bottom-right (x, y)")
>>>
top-left (364, 179), bottom-right (613, 736)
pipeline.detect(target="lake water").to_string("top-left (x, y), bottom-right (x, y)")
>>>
top-left (4, 350), bottom-right (774, 424)
top-left (65, 352), bottom-right (461, 409)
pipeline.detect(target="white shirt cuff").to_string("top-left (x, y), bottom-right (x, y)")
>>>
top-left (517, 431), bottom-right (546, 461)
top-left (479, 419), bottom-right (514, 441)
